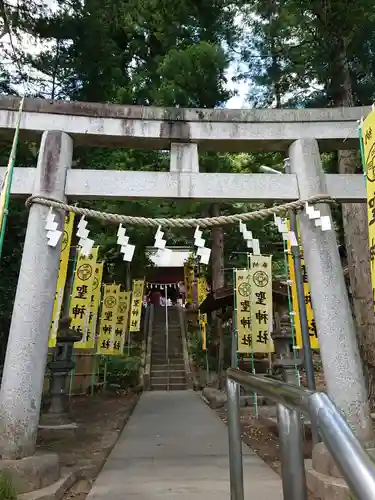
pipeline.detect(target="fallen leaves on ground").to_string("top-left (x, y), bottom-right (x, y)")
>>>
top-left (37, 391), bottom-right (139, 500)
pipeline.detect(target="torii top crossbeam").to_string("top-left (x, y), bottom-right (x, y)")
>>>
top-left (0, 97), bottom-right (369, 202)
top-left (0, 97), bottom-right (368, 152)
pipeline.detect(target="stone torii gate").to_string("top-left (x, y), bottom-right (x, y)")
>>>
top-left (0, 97), bottom-right (371, 494)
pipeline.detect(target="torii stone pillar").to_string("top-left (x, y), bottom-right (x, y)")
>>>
top-left (289, 138), bottom-right (373, 443)
top-left (0, 131), bottom-right (72, 459)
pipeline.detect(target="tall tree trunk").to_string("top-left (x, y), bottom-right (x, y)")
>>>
top-left (334, 41), bottom-right (375, 404)
top-left (210, 203), bottom-right (225, 386)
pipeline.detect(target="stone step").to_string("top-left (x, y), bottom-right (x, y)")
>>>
top-left (151, 372), bottom-right (169, 378)
top-left (152, 349), bottom-right (183, 353)
top-left (153, 325), bottom-right (180, 328)
top-left (154, 320), bottom-right (180, 324)
top-left (152, 357), bottom-right (184, 361)
top-left (152, 353), bottom-right (183, 358)
top-left (151, 356), bottom-right (185, 366)
top-left (153, 342), bottom-right (181, 346)
top-left (152, 344), bottom-right (182, 349)
top-left (153, 338), bottom-right (182, 342)
top-left (153, 322), bottom-right (180, 326)
top-left (152, 344), bottom-right (182, 348)
top-left (152, 348), bottom-right (183, 353)
top-left (152, 364), bottom-right (185, 369)
top-left (154, 342), bottom-right (182, 345)
top-left (151, 383), bottom-right (187, 391)
top-left (151, 366), bottom-right (185, 372)
top-left (153, 342), bottom-right (182, 346)
top-left (152, 354), bottom-right (183, 358)
top-left (158, 322), bottom-right (180, 325)
top-left (153, 358), bottom-right (184, 363)
top-left (151, 370), bottom-right (186, 377)
top-left (152, 334), bottom-right (181, 339)
top-left (151, 364), bottom-right (185, 370)
top-left (152, 361), bottom-right (184, 367)
top-left (151, 369), bottom-right (185, 375)
top-left (150, 373), bottom-right (186, 385)
top-left (152, 330), bottom-right (181, 333)
top-left (153, 335), bottom-right (181, 339)
top-left (152, 343), bottom-right (182, 346)
top-left (151, 376), bottom-right (186, 385)
top-left (156, 324), bottom-right (180, 327)
top-left (153, 331), bottom-right (181, 335)
top-left (152, 337), bottom-right (182, 346)
top-left (153, 350), bottom-right (183, 354)
top-left (153, 338), bottom-right (181, 341)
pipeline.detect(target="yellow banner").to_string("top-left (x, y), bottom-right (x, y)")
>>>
top-left (362, 112), bottom-right (375, 315)
top-left (201, 323), bottom-right (207, 351)
top-left (184, 264), bottom-right (194, 304)
top-left (87, 262), bottom-right (104, 346)
top-left (69, 247), bottom-right (99, 349)
top-left (49, 212), bottom-right (75, 348)
top-left (249, 255), bottom-right (274, 353)
top-left (197, 276), bottom-right (207, 350)
top-left (129, 279), bottom-right (145, 332)
top-left (197, 276), bottom-right (207, 325)
top-left (286, 220), bottom-right (319, 349)
top-left (97, 284), bottom-right (121, 355)
top-left (235, 269), bottom-right (252, 354)
top-left (115, 291), bottom-right (131, 351)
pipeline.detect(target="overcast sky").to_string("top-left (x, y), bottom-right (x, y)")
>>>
top-left (226, 63), bottom-right (249, 108)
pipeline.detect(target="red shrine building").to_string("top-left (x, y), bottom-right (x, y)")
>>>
top-left (145, 246), bottom-right (192, 289)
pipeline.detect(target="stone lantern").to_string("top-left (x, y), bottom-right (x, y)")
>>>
top-left (41, 316), bottom-right (83, 425)
top-left (271, 310), bottom-right (302, 386)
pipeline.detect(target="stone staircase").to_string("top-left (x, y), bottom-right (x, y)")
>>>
top-left (150, 306), bottom-right (187, 390)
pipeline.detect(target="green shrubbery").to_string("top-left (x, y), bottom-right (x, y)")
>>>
top-left (99, 354), bottom-right (142, 390)
top-left (188, 326), bottom-right (217, 372)
top-left (0, 474), bottom-right (17, 500)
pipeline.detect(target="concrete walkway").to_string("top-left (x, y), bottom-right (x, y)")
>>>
top-left (86, 391), bottom-right (283, 499)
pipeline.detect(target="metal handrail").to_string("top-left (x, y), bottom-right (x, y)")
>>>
top-left (142, 304), bottom-right (154, 390)
top-left (226, 367), bottom-right (375, 500)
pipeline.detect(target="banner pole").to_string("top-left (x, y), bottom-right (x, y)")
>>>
top-left (165, 285), bottom-right (169, 363)
top-left (68, 248), bottom-right (79, 398)
top-left (247, 255), bottom-right (257, 417)
top-left (0, 97), bottom-right (24, 261)
top-left (232, 269), bottom-right (238, 369)
top-left (103, 357), bottom-right (108, 392)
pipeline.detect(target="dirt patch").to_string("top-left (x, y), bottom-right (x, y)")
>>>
top-left (216, 405), bottom-right (319, 500)
top-left (37, 391), bottom-right (139, 500)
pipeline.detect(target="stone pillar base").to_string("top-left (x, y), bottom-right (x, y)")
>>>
top-left (39, 410), bottom-right (72, 427)
top-left (305, 459), bottom-right (350, 500)
top-left (0, 453), bottom-right (60, 494)
top-left (38, 423), bottom-right (78, 442)
top-left (306, 441), bottom-right (375, 499)
top-left (19, 470), bottom-right (76, 500)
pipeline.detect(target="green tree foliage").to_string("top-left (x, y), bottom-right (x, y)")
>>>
top-left (0, 0), bottom-right (243, 358)
top-left (4, 0), bottom-right (374, 388)
top-left (240, 0), bottom-right (375, 107)
top-left (239, 0), bottom-right (375, 400)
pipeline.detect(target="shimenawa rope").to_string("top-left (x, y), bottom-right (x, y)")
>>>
top-left (25, 194), bottom-right (334, 229)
